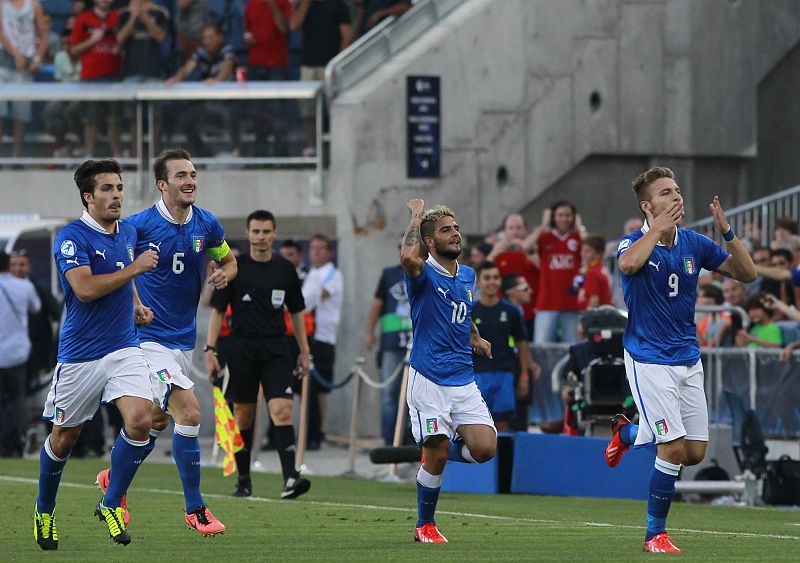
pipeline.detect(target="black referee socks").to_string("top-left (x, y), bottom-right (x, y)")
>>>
top-left (273, 425), bottom-right (300, 480)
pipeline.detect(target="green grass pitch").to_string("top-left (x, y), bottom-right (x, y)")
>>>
top-left (2, 458), bottom-right (799, 561)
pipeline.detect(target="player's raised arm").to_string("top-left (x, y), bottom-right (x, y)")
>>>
top-left (400, 198), bottom-right (425, 278)
top-left (710, 196), bottom-right (757, 283)
top-left (65, 250), bottom-right (158, 303)
top-left (618, 202), bottom-right (681, 276)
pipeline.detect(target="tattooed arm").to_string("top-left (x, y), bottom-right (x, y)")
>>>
top-left (400, 198), bottom-right (426, 278)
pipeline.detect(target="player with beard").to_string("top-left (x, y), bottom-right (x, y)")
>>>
top-left (400, 200), bottom-right (495, 544)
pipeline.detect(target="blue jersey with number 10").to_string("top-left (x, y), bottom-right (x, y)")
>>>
top-left (618, 223), bottom-right (729, 366)
top-left (124, 201), bottom-right (228, 350)
top-left (405, 256), bottom-right (475, 386)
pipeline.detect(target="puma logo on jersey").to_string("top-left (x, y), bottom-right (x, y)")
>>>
top-left (94, 249), bottom-right (106, 259)
top-left (648, 260), bottom-right (661, 272)
top-left (65, 258), bottom-right (79, 266)
top-left (148, 242), bottom-right (162, 252)
top-left (436, 287), bottom-right (450, 299)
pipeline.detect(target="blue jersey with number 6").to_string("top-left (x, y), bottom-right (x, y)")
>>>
top-left (405, 256), bottom-right (475, 386)
top-left (618, 223), bottom-right (729, 366)
top-left (124, 199), bottom-right (229, 350)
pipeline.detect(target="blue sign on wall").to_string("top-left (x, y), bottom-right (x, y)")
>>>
top-left (407, 76), bottom-right (441, 178)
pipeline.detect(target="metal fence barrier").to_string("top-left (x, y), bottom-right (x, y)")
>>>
top-left (531, 344), bottom-right (800, 439)
top-left (0, 81), bottom-right (324, 201)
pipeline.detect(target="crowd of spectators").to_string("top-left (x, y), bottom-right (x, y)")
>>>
top-left (465, 205), bottom-right (800, 363)
top-left (0, 0), bottom-right (412, 157)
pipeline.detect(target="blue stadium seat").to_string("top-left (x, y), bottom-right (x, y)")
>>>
top-left (40, 0), bottom-right (72, 17)
top-left (777, 321), bottom-right (800, 346)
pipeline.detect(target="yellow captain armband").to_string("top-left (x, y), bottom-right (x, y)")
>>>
top-left (206, 241), bottom-right (230, 261)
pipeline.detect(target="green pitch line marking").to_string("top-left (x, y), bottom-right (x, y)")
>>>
top-left (3, 475), bottom-right (799, 541)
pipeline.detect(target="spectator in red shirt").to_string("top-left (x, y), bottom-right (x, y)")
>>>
top-left (70, 0), bottom-right (121, 156)
top-left (354, 0), bottom-right (410, 36)
top-left (489, 213), bottom-right (539, 337)
top-left (244, 0), bottom-right (291, 155)
top-left (576, 234), bottom-right (612, 310)
top-left (526, 200), bottom-right (582, 343)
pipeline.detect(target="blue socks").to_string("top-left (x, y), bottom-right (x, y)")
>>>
top-left (447, 435), bottom-right (477, 463)
top-left (103, 428), bottom-right (148, 508)
top-left (140, 428), bottom-right (161, 463)
top-left (645, 457), bottom-right (681, 541)
top-left (416, 466), bottom-right (442, 527)
top-left (36, 435), bottom-right (67, 514)
top-left (620, 424), bottom-right (638, 445)
top-left (173, 424), bottom-right (204, 513)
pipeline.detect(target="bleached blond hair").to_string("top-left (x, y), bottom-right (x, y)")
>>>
top-left (421, 205), bottom-right (456, 241)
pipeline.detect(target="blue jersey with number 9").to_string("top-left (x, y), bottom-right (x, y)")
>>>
top-left (405, 256), bottom-right (476, 385)
top-left (618, 223), bottom-right (729, 365)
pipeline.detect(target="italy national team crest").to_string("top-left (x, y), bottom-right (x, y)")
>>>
top-left (193, 236), bottom-right (205, 253)
top-left (425, 418), bottom-right (439, 434)
top-left (655, 419), bottom-right (669, 436)
top-left (156, 369), bottom-right (172, 382)
top-left (55, 407), bottom-right (65, 424)
top-left (683, 257), bottom-right (696, 275)
top-left (126, 245), bottom-right (134, 262)
top-left (466, 288), bottom-right (473, 302)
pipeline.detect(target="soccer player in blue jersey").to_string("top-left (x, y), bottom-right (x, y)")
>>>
top-left (400, 199), bottom-right (495, 544)
top-left (605, 167), bottom-right (755, 553)
top-left (34, 159), bottom-right (159, 549)
top-left (96, 149), bottom-right (237, 536)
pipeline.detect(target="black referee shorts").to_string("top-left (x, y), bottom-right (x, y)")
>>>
top-left (225, 334), bottom-right (295, 403)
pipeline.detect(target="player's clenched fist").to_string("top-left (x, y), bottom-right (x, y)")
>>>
top-left (132, 249), bottom-right (159, 274)
top-left (207, 262), bottom-right (228, 289)
top-left (407, 199), bottom-right (425, 216)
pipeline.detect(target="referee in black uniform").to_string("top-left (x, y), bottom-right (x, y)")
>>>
top-left (205, 209), bottom-right (311, 499)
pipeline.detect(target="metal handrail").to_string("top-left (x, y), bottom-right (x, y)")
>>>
top-left (324, 0), bottom-right (464, 100)
top-left (0, 80), bottom-right (321, 101)
top-left (696, 305), bottom-right (750, 329)
top-left (685, 184), bottom-right (800, 247)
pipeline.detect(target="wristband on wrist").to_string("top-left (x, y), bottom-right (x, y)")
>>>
top-left (722, 226), bottom-right (735, 242)
top-left (203, 344), bottom-right (216, 353)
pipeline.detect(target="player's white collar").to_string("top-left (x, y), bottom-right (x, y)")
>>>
top-left (157, 197), bottom-right (193, 224)
top-left (80, 210), bottom-right (118, 234)
top-left (641, 220), bottom-right (679, 246)
top-left (426, 254), bottom-right (458, 277)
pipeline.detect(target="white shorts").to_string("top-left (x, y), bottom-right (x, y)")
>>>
top-left (624, 350), bottom-right (709, 446)
top-left (406, 367), bottom-right (496, 445)
top-left (42, 347), bottom-right (152, 427)
top-left (141, 341), bottom-right (195, 411)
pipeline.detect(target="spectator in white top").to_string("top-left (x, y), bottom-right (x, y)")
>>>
top-left (0, 251), bottom-right (40, 456)
top-left (301, 234), bottom-right (343, 450)
top-left (0, 0), bottom-right (49, 158)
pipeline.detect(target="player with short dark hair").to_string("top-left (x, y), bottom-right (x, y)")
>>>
top-left (95, 148), bottom-right (236, 536)
top-left (401, 199), bottom-right (494, 544)
top-left (35, 159), bottom-right (159, 549)
top-left (607, 166), bottom-right (756, 553)
top-left (206, 210), bottom-right (311, 499)
top-left (471, 262), bottom-right (538, 432)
